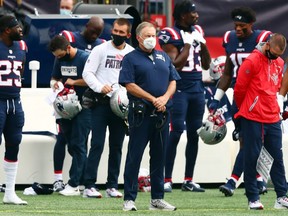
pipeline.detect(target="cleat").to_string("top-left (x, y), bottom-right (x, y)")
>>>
top-left (82, 187), bottom-right (102, 198)
top-left (219, 179), bottom-right (235, 197)
top-left (274, 196), bottom-right (288, 209)
top-left (123, 200), bottom-right (137, 211)
top-left (106, 188), bottom-right (122, 198)
top-left (181, 180), bottom-right (205, 192)
top-left (257, 181), bottom-right (268, 195)
top-left (248, 200), bottom-right (264, 210)
top-left (59, 184), bottom-right (80, 196)
top-left (3, 194), bottom-right (27, 205)
top-left (53, 180), bottom-right (65, 192)
top-left (164, 182), bottom-right (172, 193)
top-left (0, 184), bottom-right (5, 192)
top-left (149, 199), bottom-right (176, 211)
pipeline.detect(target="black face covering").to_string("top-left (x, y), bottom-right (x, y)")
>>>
top-left (111, 34), bottom-right (127, 46)
top-left (59, 52), bottom-right (70, 61)
top-left (266, 49), bottom-right (278, 60)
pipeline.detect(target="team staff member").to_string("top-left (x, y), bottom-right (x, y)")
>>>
top-left (0, 15), bottom-right (27, 205)
top-left (234, 33), bottom-right (288, 210)
top-left (82, 18), bottom-right (134, 198)
top-left (209, 7), bottom-right (271, 196)
top-left (158, 0), bottom-right (211, 192)
top-left (120, 22), bottom-right (180, 211)
top-left (52, 16), bottom-right (105, 192)
top-left (49, 35), bottom-right (90, 196)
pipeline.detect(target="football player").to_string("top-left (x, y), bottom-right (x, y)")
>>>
top-left (158, 0), bottom-right (211, 192)
top-left (0, 15), bottom-right (28, 205)
top-left (208, 7), bottom-right (271, 196)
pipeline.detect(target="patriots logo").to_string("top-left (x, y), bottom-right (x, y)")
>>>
top-left (156, 54), bottom-right (165, 62)
top-left (55, 102), bottom-right (64, 112)
top-left (235, 15), bottom-right (242, 20)
top-left (158, 35), bottom-right (170, 43)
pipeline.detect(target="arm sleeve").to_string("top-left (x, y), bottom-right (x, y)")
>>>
top-left (82, 46), bottom-right (103, 93)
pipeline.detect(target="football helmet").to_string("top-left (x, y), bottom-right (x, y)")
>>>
top-left (110, 85), bottom-right (129, 120)
top-left (209, 55), bottom-right (226, 80)
top-left (53, 87), bottom-right (82, 120)
top-left (138, 168), bottom-right (151, 192)
top-left (197, 109), bottom-right (227, 145)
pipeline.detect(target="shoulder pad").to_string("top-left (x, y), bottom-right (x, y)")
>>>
top-left (61, 30), bottom-right (75, 43)
top-left (257, 30), bottom-right (272, 43)
top-left (19, 40), bottom-right (28, 51)
top-left (194, 25), bottom-right (204, 36)
top-left (158, 27), bottom-right (181, 44)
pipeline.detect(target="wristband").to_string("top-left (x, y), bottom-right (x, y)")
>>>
top-left (214, 88), bottom-right (225, 101)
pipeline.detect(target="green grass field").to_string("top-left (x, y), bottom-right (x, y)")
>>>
top-left (0, 188), bottom-right (287, 216)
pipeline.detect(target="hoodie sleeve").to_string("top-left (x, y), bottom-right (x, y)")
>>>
top-left (234, 58), bottom-right (254, 109)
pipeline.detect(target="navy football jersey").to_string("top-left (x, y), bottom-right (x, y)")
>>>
top-left (158, 25), bottom-right (205, 92)
top-left (0, 40), bottom-right (27, 99)
top-left (223, 30), bottom-right (271, 87)
top-left (51, 49), bottom-right (89, 100)
top-left (61, 30), bottom-right (105, 53)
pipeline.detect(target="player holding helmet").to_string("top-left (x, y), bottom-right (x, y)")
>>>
top-left (208, 7), bottom-right (271, 196)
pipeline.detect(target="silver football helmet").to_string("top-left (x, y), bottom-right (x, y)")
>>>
top-left (197, 109), bottom-right (227, 145)
top-left (209, 55), bottom-right (226, 80)
top-left (53, 87), bottom-right (82, 120)
top-left (110, 85), bottom-right (129, 120)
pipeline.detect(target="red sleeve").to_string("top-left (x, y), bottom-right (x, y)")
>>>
top-left (234, 59), bottom-right (254, 108)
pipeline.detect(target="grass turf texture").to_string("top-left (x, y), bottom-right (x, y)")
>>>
top-left (0, 188), bottom-right (287, 215)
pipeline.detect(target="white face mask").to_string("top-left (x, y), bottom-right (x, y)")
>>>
top-left (142, 37), bottom-right (156, 50)
top-left (60, 9), bottom-right (71, 15)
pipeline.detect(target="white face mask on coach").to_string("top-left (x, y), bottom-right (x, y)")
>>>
top-left (142, 37), bottom-right (156, 50)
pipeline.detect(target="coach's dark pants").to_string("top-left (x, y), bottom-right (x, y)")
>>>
top-left (124, 109), bottom-right (169, 201)
top-left (242, 118), bottom-right (287, 202)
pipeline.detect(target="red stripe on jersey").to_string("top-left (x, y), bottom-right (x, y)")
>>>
top-left (257, 30), bottom-right (272, 43)
top-left (194, 25), bottom-right (204, 36)
top-left (223, 31), bottom-right (231, 44)
top-left (161, 27), bottom-right (181, 40)
top-left (61, 30), bottom-right (75, 43)
top-left (19, 40), bottom-right (27, 51)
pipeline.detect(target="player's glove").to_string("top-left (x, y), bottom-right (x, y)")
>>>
top-left (209, 99), bottom-right (220, 114)
top-left (180, 30), bottom-right (194, 45)
top-left (192, 30), bottom-right (206, 44)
